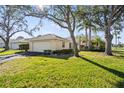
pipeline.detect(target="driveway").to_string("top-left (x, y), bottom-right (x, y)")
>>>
top-left (0, 54), bottom-right (25, 64)
top-left (0, 52), bottom-right (47, 64)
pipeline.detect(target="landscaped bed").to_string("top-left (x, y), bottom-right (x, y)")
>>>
top-left (0, 49), bottom-right (124, 88)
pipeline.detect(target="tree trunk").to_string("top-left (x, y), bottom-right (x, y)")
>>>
top-left (118, 37), bottom-right (120, 46)
top-left (85, 27), bottom-right (88, 49)
top-left (70, 31), bottom-right (79, 57)
top-left (88, 27), bottom-right (92, 50)
top-left (115, 35), bottom-right (117, 49)
top-left (4, 40), bottom-right (9, 50)
top-left (78, 36), bottom-right (81, 50)
top-left (105, 27), bottom-right (113, 55)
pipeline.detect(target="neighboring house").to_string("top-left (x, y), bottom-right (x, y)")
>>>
top-left (29, 34), bottom-right (72, 52)
top-left (0, 36), bottom-right (29, 49)
top-left (10, 39), bottom-right (29, 49)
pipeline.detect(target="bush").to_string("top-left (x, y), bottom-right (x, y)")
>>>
top-left (19, 44), bottom-right (29, 52)
top-left (44, 50), bottom-right (52, 55)
top-left (53, 49), bottom-right (73, 55)
top-left (44, 50), bottom-right (52, 53)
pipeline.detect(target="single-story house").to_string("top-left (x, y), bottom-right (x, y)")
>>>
top-left (0, 34), bottom-right (72, 52)
top-left (29, 34), bottom-right (72, 52)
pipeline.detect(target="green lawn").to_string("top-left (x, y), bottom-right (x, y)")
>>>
top-left (0, 48), bottom-right (4, 51)
top-left (0, 48), bottom-right (24, 56)
top-left (0, 49), bottom-right (124, 88)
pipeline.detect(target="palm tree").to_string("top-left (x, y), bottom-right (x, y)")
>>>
top-left (76, 6), bottom-right (96, 50)
top-left (94, 35), bottom-right (104, 49)
top-left (112, 21), bottom-right (123, 48)
top-left (77, 23), bottom-right (88, 49)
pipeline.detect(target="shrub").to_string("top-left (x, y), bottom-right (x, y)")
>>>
top-left (53, 49), bottom-right (73, 55)
top-left (44, 50), bottom-right (52, 53)
top-left (44, 50), bottom-right (52, 55)
top-left (19, 44), bottom-right (29, 52)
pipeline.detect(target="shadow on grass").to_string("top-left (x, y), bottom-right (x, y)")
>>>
top-left (113, 50), bottom-right (124, 59)
top-left (80, 56), bottom-right (124, 78)
top-left (0, 50), bottom-right (6, 53)
top-left (116, 81), bottom-right (124, 88)
top-left (80, 56), bottom-right (124, 88)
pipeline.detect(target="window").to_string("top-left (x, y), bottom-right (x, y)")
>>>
top-left (62, 42), bottom-right (65, 48)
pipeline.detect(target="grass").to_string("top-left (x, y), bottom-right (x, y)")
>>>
top-left (0, 48), bottom-right (124, 88)
top-left (0, 48), bottom-right (4, 51)
top-left (0, 48), bottom-right (24, 56)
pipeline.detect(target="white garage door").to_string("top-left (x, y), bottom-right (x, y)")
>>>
top-left (32, 41), bottom-right (52, 52)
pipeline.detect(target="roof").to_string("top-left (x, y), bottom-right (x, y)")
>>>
top-left (10, 39), bottom-right (29, 43)
top-left (29, 34), bottom-right (70, 41)
top-left (0, 38), bottom-right (29, 44)
top-left (16, 36), bottom-right (24, 40)
top-left (0, 34), bottom-right (70, 43)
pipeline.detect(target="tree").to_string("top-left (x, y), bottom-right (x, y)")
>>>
top-left (77, 22), bottom-right (88, 49)
top-left (0, 6), bottom-right (26, 50)
top-left (0, 5), bottom-right (42, 50)
top-left (76, 6), bottom-right (96, 50)
top-left (94, 35), bottom-right (105, 50)
top-left (112, 21), bottom-right (123, 48)
top-left (45, 5), bottom-right (79, 57)
top-left (91, 5), bottom-right (124, 55)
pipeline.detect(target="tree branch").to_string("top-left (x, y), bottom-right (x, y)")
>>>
top-left (0, 35), bottom-right (5, 42)
top-left (46, 16), bottom-right (68, 29)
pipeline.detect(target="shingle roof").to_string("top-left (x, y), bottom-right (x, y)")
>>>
top-left (29, 34), bottom-right (69, 41)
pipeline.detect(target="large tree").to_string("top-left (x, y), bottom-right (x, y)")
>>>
top-left (0, 6), bottom-right (28, 50)
top-left (47, 5), bottom-right (79, 56)
top-left (91, 5), bottom-right (124, 55)
top-left (41, 5), bottom-right (79, 57)
top-left (0, 5), bottom-right (42, 50)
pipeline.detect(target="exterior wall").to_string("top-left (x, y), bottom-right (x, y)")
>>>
top-left (53, 40), bottom-right (71, 50)
top-left (29, 42), bottom-right (33, 51)
top-left (29, 39), bottom-right (71, 52)
top-left (10, 42), bottom-right (28, 49)
top-left (10, 43), bottom-right (18, 49)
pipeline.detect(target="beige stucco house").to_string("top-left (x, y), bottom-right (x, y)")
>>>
top-left (0, 34), bottom-right (72, 52)
top-left (29, 34), bottom-right (72, 52)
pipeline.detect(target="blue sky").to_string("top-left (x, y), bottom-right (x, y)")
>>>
top-left (12, 16), bottom-right (124, 44)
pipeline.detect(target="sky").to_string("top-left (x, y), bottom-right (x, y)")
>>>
top-left (12, 16), bottom-right (124, 44)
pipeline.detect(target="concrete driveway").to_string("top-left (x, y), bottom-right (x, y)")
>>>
top-left (0, 54), bottom-right (25, 64)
